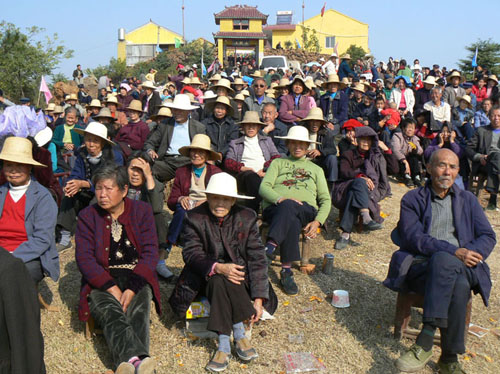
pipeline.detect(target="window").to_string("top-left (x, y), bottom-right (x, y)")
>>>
top-left (233, 19), bottom-right (249, 30)
top-left (325, 36), bottom-right (336, 49)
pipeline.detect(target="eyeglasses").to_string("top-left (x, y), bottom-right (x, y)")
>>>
top-left (253, 84), bottom-right (266, 88)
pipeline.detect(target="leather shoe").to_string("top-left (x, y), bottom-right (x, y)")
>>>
top-left (363, 220), bottom-right (382, 231)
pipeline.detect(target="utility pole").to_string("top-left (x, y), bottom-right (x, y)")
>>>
top-left (302, 0), bottom-right (305, 25)
top-left (182, 0), bottom-right (185, 42)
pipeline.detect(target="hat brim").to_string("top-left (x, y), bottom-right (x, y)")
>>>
top-left (178, 145), bottom-right (222, 161)
top-left (0, 154), bottom-right (46, 167)
top-left (275, 135), bottom-right (320, 144)
top-left (73, 128), bottom-right (116, 146)
top-left (205, 100), bottom-right (234, 117)
top-left (164, 102), bottom-right (198, 111)
top-left (203, 190), bottom-right (254, 200)
top-left (237, 119), bottom-right (267, 126)
top-left (321, 81), bottom-right (347, 89)
top-left (94, 115), bottom-right (117, 121)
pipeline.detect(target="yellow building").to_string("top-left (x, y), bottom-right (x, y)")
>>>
top-left (117, 20), bottom-right (185, 66)
top-left (263, 9), bottom-right (369, 55)
top-left (213, 5), bottom-right (268, 67)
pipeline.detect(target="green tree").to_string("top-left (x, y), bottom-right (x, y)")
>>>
top-left (345, 45), bottom-right (367, 68)
top-left (284, 40), bottom-right (293, 50)
top-left (458, 39), bottom-right (500, 78)
top-left (300, 25), bottom-right (321, 53)
top-left (0, 21), bottom-right (73, 101)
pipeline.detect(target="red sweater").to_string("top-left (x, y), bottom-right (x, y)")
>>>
top-left (0, 193), bottom-right (27, 252)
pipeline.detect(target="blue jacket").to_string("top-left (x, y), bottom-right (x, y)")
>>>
top-left (0, 181), bottom-right (59, 281)
top-left (384, 183), bottom-right (496, 306)
top-left (338, 60), bottom-right (356, 80)
top-left (319, 91), bottom-right (348, 126)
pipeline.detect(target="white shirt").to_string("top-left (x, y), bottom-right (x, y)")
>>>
top-left (241, 136), bottom-right (266, 172)
top-left (423, 100), bottom-right (451, 128)
top-left (9, 180), bottom-right (30, 203)
top-left (322, 60), bottom-right (338, 76)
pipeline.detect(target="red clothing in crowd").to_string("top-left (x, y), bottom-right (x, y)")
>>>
top-left (0, 194), bottom-right (27, 252)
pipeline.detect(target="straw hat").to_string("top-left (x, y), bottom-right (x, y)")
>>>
top-left (300, 107), bottom-right (327, 125)
top-left (211, 78), bottom-right (234, 93)
top-left (150, 107), bottom-right (173, 121)
top-left (67, 93), bottom-right (78, 101)
top-left (457, 95), bottom-right (472, 108)
top-left (266, 91), bottom-right (276, 99)
top-left (201, 172), bottom-right (253, 200)
top-left (53, 105), bottom-right (64, 115)
top-left (190, 77), bottom-right (202, 86)
top-left (201, 90), bottom-right (217, 100)
top-left (205, 96), bottom-right (234, 117)
top-left (181, 77), bottom-right (191, 85)
top-left (233, 77), bottom-right (245, 86)
top-left (422, 76), bottom-right (437, 86)
top-left (142, 81), bottom-right (156, 90)
top-left (0, 137), bottom-right (45, 167)
top-left (276, 125), bottom-right (320, 144)
top-left (87, 99), bottom-right (102, 109)
top-left (34, 127), bottom-right (53, 147)
top-left (488, 74), bottom-right (499, 85)
top-left (305, 80), bottom-right (316, 90)
top-left (288, 76), bottom-right (309, 92)
top-left (45, 103), bottom-right (56, 112)
top-left (352, 83), bottom-right (366, 93)
top-left (178, 134), bottom-right (221, 161)
top-left (447, 71), bottom-right (465, 83)
top-left (208, 73), bottom-right (221, 82)
top-left (241, 89), bottom-right (250, 97)
top-left (105, 95), bottom-right (119, 106)
top-left (275, 78), bottom-right (291, 89)
top-left (322, 74), bottom-right (346, 89)
top-left (127, 100), bottom-right (144, 113)
top-left (340, 77), bottom-right (350, 86)
top-left (164, 94), bottom-right (198, 111)
top-left (250, 70), bottom-right (263, 78)
top-left (270, 82), bottom-right (279, 89)
top-left (234, 93), bottom-right (245, 102)
top-left (73, 122), bottom-right (115, 145)
top-left (341, 53), bottom-right (351, 60)
top-left (185, 93), bottom-right (197, 104)
top-left (94, 107), bottom-right (116, 121)
top-left (237, 111), bottom-right (266, 126)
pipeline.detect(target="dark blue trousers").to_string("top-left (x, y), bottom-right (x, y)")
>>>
top-left (339, 178), bottom-right (370, 233)
top-left (167, 203), bottom-right (187, 245)
top-left (406, 252), bottom-right (478, 354)
top-left (263, 200), bottom-right (317, 263)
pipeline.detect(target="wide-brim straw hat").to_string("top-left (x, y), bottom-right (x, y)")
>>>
top-left (201, 90), bottom-right (217, 100)
top-left (34, 127), bottom-right (53, 147)
top-left (150, 107), bottom-right (173, 121)
top-left (275, 78), bottom-right (291, 89)
top-left (422, 76), bottom-right (437, 86)
top-left (233, 78), bottom-right (245, 86)
top-left (105, 95), bottom-right (119, 105)
top-left (94, 107), bottom-right (116, 121)
top-left (164, 94), bottom-right (198, 111)
top-left (73, 121), bottom-right (115, 145)
top-left (237, 111), bottom-right (266, 126)
top-left (305, 80), bottom-right (316, 90)
top-left (250, 70), bottom-right (263, 78)
top-left (205, 96), bottom-right (234, 117)
top-left (201, 172), bottom-right (253, 199)
top-left (208, 74), bottom-right (222, 82)
top-left (185, 93), bottom-right (197, 104)
top-left (341, 53), bottom-right (351, 60)
top-left (341, 77), bottom-right (350, 86)
top-left (288, 76), bottom-right (309, 92)
top-left (488, 74), bottom-right (499, 84)
top-left (45, 103), bottom-right (56, 112)
top-left (241, 89), bottom-right (250, 97)
top-left (142, 80), bottom-right (157, 90)
top-left (67, 93), bottom-right (78, 101)
top-left (87, 99), bottom-right (102, 109)
top-left (211, 78), bottom-right (234, 93)
top-left (300, 107), bottom-right (327, 125)
top-left (127, 100), bottom-right (144, 113)
top-left (53, 105), bottom-right (64, 114)
top-left (178, 134), bottom-right (221, 161)
top-left (276, 125), bottom-right (320, 144)
top-left (447, 71), bottom-right (465, 83)
top-left (352, 83), bottom-right (366, 93)
top-left (190, 77), bottom-right (202, 86)
top-left (0, 137), bottom-right (45, 167)
top-left (457, 95), bottom-right (472, 108)
top-left (181, 77), bottom-right (191, 85)
top-left (322, 74), bottom-right (346, 89)
top-left (234, 93), bottom-right (245, 102)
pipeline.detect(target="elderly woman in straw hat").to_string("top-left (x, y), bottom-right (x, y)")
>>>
top-left (166, 134), bottom-right (222, 261)
top-left (202, 96), bottom-right (240, 160)
top-left (114, 100), bottom-right (150, 153)
top-left (319, 74), bottom-right (348, 129)
top-left (147, 105), bottom-right (172, 132)
top-left (105, 95), bottom-right (128, 127)
top-left (259, 126), bottom-right (331, 295)
top-left (0, 137), bottom-right (59, 284)
top-left (56, 122), bottom-right (125, 251)
top-left (169, 172), bottom-right (277, 372)
top-left (75, 164), bottom-right (160, 374)
top-left (63, 92), bottom-right (86, 117)
top-left (278, 76), bottom-right (316, 127)
top-left (85, 99), bottom-right (102, 124)
top-left (225, 111), bottom-right (280, 213)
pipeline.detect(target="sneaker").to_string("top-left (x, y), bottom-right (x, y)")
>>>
top-left (56, 242), bottom-right (72, 252)
top-left (363, 220), bottom-right (383, 231)
top-left (156, 260), bottom-right (174, 280)
top-left (404, 174), bottom-right (414, 187)
top-left (334, 237), bottom-right (360, 250)
top-left (486, 203), bottom-right (498, 211)
top-left (413, 175), bottom-right (422, 187)
top-left (395, 344), bottom-right (433, 372)
top-left (115, 362), bottom-right (135, 374)
top-left (136, 357), bottom-right (156, 374)
top-left (206, 351), bottom-right (231, 372)
top-left (437, 360), bottom-right (466, 374)
top-left (235, 337), bottom-right (258, 362)
top-left (280, 269), bottom-right (298, 295)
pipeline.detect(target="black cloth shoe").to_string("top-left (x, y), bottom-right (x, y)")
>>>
top-left (280, 270), bottom-right (298, 295)
top-left (334, 237), bottom-right (360, 250)
top-left (363, 220), bottom-right (383, 231)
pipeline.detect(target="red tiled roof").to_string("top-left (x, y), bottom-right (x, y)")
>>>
top-left (214, 5), bottom-right (268, 24)
top-left (263, 24), bottom-right (296, 31)
top-left (213, 31), bottom-right (267, 39)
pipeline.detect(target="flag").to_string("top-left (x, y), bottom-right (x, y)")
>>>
top-left (296, 38), bottom-right (301, 49)
top-left (471, 46), bottom-right (478, 68)
top-left (202, 64), bottom-right (207, 76)
top-left (207, 59), bottom-right (216, 73)
top-left (321, 2), bottom-right (326, 17)
top-left (334, 41), bottom-right (339, 56)
top-left (174, 38), bottom-right (182, 48)
top-left (39, 76), bottom-right (52, 104)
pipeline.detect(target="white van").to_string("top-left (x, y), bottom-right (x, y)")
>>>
top-left (260, 55), bottom-right (289, 72)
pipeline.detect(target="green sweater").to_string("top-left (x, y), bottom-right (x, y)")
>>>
top-left (259, 156), bottom-right (331, 224)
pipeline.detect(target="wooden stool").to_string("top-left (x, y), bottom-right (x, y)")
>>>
top-left (38, 292), bottom-right (59, 312)
top-left (394, 292), bottom-right (472, 344)
top-left (84, 316), bottom-right (102, 339)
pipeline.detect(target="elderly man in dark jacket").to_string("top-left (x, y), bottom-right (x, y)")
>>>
top-left (385, 149), bottom-right (496, 374)
top-left (169, 173), bottom-right (277, 372)
top-left (319, 75), bottom-right (348, 129)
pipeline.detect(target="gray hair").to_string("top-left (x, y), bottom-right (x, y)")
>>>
top-left (92, 164), bottom-right (129, 191)
top-left (65, 106), bottom-right (78, 116)
top-left (430, 86), bottom-right (442, 95)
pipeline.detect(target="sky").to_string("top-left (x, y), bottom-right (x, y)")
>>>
top-left (2, 0), bottom-right (500, 78)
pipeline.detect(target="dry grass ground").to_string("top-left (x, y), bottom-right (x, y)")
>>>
top-left (40, 181), bottom-right (500, 373)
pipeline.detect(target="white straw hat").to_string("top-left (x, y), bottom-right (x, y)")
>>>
top-left (73, 122), bottom-right (115, 145)
top-left (164, 94), bottom-right (198, 111)
top-left (202, 172), bottom-right (253, 199)
top-left (142, 81), bottom-right (157, 90)
top-left (201, 90), bottom-right (217, 100)
top-left (34, 127), bottom-right (53, 147)
top-left (276, 125), bottom-right (320, 144)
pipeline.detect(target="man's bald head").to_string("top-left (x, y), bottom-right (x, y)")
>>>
top-left (428, 149), bottom-right (460, 192)
top-left (428, 148), bottom-right (459, 167)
